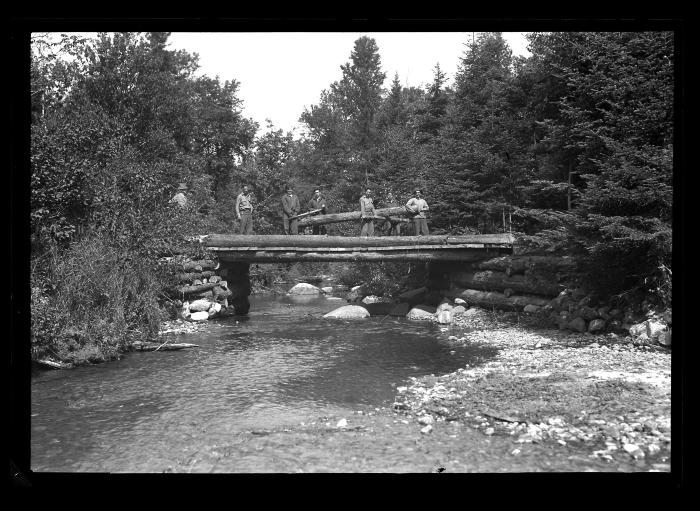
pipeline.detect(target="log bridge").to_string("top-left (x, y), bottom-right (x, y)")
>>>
top-left (202, 233), bottom-right (515, 263)
top-left (199, 233), bottom-right (515, 315)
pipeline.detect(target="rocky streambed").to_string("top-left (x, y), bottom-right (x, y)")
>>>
top-left (392, 309), bottom-right (672, 472)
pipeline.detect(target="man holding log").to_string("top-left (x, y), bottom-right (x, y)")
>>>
top-left (406, 189), bottom-right (430, 236)
top-left (307, 188), bottom-right (327, 235)
top-left (359, 187), bottom-right (375, 237)
top-left (235, 184), bottom-right (254, 234)
top-left (281, 186), bottom-right (301, 235)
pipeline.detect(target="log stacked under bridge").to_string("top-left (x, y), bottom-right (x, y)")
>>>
top-left (425, 254), bottom-right (578, 311)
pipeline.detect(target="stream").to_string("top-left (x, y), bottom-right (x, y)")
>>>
top-left (31, 291), bottom-right (499, 473)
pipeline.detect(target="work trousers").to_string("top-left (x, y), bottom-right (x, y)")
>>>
top-left (389, 222), bottom-right (401, 236)
top-left (360, 218), bottom-right (374, 237)
top-left (312, 225), bottom-right (327, 235)
top-left (413, 217), bottom-right (429, 236)
top-left (239, 211), bottom-right (253, 234)
top-left (283, 215), bottom-right (298, 235)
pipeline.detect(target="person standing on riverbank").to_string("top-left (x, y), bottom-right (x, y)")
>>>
top-left (359, 188), bottom-right (375, 237)
top-left (282, 186), bottom-right (301, 235)
top-left (236, 184), bottom-right (254, 234)
top-left (406, 189), bottom-right (429, 236)
top-left (307, 188), bottom-right (327, 235)
top-left (169, 182), bottom-right (189, 208)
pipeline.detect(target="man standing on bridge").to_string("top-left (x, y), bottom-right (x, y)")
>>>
top-left (307, 188), bottom-right (327, 235)
top-left (282, 186), bottom-right (301, 235)
top-left (236, 184), bottom-right (254, 234)
top-left (406, 189), bottom-right (430, 236)
top-left (359, 187), bottom-right (375, 237)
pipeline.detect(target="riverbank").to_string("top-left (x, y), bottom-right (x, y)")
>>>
top-left (387, 309), bottom-right (671, 472)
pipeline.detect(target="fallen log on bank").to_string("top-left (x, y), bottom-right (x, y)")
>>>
top-left (131, 341), bottom-right (199, 351)
top-left (35, 359), bottom-right (73, 369)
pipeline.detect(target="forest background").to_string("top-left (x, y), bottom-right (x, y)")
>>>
top-left (28, 31), bottom-right (674, 364)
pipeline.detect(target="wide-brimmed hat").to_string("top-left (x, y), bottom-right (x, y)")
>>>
top-left (177, 183), bottom-right (188, 191)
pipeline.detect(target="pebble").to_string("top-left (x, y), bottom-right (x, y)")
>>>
top-left (421, 425), bottom-right (433, 434)
top-left (336, 418), bottom-right (348, 428)
top-left (484, 427), bottom-right (495, 435)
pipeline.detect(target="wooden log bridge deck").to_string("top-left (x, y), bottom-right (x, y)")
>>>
top-left (202, 234), bottom-right (515, 263)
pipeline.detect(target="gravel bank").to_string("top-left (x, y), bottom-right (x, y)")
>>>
top-left (392, 309), bottom-right (671, 471)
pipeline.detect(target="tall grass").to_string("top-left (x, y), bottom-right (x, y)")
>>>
top-left (31, 233), bottom-right (172, 365)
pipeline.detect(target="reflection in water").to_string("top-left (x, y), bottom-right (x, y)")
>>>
top-left (31, 293), bottom-right (497, 472)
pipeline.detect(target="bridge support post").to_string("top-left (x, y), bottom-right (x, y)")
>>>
top-left (219, 262), bottom-right (251, 315)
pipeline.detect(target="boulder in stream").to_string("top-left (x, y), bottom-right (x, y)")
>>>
top-left (323, 305), bottom-right (370, 319)
top-left (288, 283), bottom-right (322, 295)
top-left (407, 304), bottom-right (437, 321)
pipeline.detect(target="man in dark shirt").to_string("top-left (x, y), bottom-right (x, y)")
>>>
top-left (281, 187), bottom-right (301, 235)
top-left (307, 188), bottom-right (327, 235)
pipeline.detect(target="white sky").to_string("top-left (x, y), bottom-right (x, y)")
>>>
top-left (166, 32), bottom-right (531, 137)
top-left (44, 32), bottom-right (531, 138)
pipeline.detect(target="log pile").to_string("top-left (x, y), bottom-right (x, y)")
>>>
top-left (425, 254), bottom-right (578, 311)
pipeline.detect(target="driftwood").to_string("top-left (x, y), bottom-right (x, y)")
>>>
top-left (442, 288), bottom-right (551, 311)
top-left (132, 341), bottom-right (199, 351)
top-left (295, 206), bottom-right (410, 228)
top-left (35, 359), bottom-right (72, 369)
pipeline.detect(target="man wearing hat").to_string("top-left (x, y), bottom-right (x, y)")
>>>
top-left (307, 188), bottom-right (327, 235)
top-left (405, 189), bottom-right (430, 236)
top-left (281, 186), bottom-right (301, 235)
top-left (169, 182), bottom-right (189, 208)
top-left (235, 184), bottom-right (254, 234)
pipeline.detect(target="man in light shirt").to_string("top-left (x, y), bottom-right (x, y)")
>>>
top-left (406, 189), bottom-right (430, 236)
top-left (359, 187), bottom-right (375, 237)
top-left (235, 184), bottom-right (254, 234)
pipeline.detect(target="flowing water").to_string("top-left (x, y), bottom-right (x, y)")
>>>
top-left (31, 292), bottom-right (500, 473)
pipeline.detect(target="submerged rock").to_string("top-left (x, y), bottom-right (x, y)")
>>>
top-left (323, 305), bottom-right (370, 319)
top-left (288, 283), bottom-right (322, 295)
